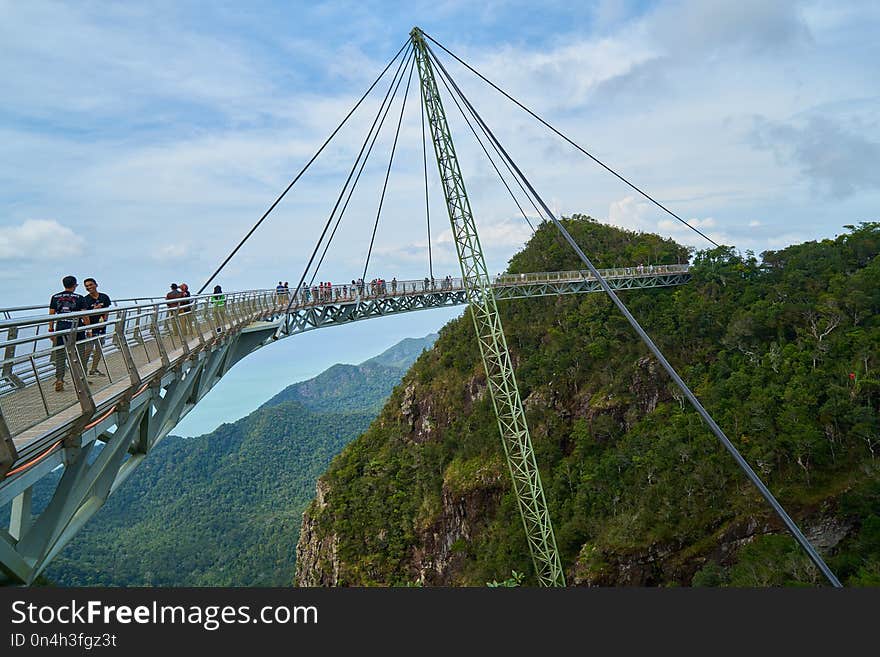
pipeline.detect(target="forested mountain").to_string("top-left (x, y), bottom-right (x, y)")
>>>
top-left (296, 217), bottom-right (880, 587)
top-left (44, 333), bottom-right (437, 586)
top-left (264, 335), bottom-right (438, 414)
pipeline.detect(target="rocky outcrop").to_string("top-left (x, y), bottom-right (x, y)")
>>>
top-left (294, 478), bottom-right (339, 586)
top-left (412, 474), bottom-right (504, 585)
top-left (400, 383), bottom-right (437, 444)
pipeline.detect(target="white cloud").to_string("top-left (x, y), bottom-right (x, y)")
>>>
top-left (0, 1), bottom-right (878, 307)
top-left (153, 243), bottom-right (191, 263)
top-left (607, 196), bottom-right (741, 249)
top-left (648, 0), bottom-right (812, 57)
top-left (751, 115), bottom-right (880, 198)
top-left (436, 216), bottom-right (532, 248)
top-left (0, 219), bottom-right (85, 260)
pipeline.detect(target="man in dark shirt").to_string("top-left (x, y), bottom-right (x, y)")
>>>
top-left (165, 283), bottom-right (184, 340)
top-left (48, 275), bottom-right (89, 392)
top-left (82, 278), bottom-right (112, 377)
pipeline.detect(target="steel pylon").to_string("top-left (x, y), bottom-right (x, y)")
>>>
top-left (411, 27), bottom-right (565, 586)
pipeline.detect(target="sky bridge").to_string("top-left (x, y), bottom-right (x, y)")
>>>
top-left (0, 266), bottom-right (689, 584)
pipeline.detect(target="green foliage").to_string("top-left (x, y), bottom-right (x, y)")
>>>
top-left (691, 562), bottom-right (727, 587)
top-left (306, 218), bottom-right (880, 586)
top-left (723, 535), bottom-right (820, 586)
top-left (486, 570), bottom-right (525, 587)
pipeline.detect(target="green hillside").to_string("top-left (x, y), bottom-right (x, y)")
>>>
top-left (296, 217), bottom-right (880, 587)
top-left (264, 334), bottom-right (438, 415)
top-left (44, 333), bottom-right (436, 586)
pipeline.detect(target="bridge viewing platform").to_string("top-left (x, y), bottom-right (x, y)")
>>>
top-left (0, 264), bottom-right (688, 584)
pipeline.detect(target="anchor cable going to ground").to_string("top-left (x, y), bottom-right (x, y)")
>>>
top-left (431, 47), bottom-right (595, 271)
top-left (432, 55), bottom-right (542, 233)
top-left (198, 38), bottom-right (410, 295)
top-left (425, 41), bottom-right (841, 587)
top-left (423, 31), bottom-right (720, 249)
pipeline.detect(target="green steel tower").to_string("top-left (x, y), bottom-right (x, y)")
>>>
top-left (411, 27), bottom-right (565, 586)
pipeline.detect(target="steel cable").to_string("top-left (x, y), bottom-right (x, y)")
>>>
top-left (198, 38), bottom-right (410, 295)
top-left (423, 31), bottom-right (720, 249)
top-left (363, 57), bottom-right (416, 281)
top-left (309, 51), bottom-right (417, 288)
top-left (280, 46), bottom-right (414, 319)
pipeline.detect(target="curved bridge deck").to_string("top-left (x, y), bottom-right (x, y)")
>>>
top-left (0, 265), bottom-right (688, 584)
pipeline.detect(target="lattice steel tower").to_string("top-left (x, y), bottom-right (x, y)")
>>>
top-left (411, 27), bottom-right (565, 586)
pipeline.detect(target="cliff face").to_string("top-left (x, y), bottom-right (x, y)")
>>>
top-left (295, 218), bottom-right (880, 587)
top-left (295, 479), bottom-right (339, 586)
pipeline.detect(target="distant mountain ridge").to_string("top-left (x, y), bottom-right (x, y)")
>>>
top-left (44, 332), bottom-right (438, 586)
top-left (264, 333), bottom-right (437, 414)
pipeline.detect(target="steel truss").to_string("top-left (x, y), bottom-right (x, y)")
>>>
top-left (283, 291), bottom-right (468, 335)
top-left (412, 28), bottom-right (565, 586)
top-left (493, 272), bottom-right (690, 301)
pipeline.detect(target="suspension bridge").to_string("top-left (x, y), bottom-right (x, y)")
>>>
top-left (0, 28), bottom-right (840, 587)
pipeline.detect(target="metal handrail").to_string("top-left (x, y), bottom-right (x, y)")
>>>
top-left (0, 288), bottom-right (277, 325)
top-left (0, 288), bottom-right (286, 437)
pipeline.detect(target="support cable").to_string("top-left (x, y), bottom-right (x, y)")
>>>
top-left (198, 38), bottom-right (410, 295)
top-left (362, 57), bottom-right (416, 282)
top-left (432, 56), bottom-right (541, 233)
top-left (309, 51), bottom-right (416, 287)
top-left (420, 82), bottom-right (434, 279)
top-left (280, 46), bottom-right (414, 318)
top-left (423, 31), bottom-right (720, 249)
top-left (431, 49), bottom-right (587, 271)
top-left (426, 41), bottom-right (842, 587)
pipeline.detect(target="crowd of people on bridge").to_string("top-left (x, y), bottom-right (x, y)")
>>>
top-left (276, 274), bottom-right (464, 307)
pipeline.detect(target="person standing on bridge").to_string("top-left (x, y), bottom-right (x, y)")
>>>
top-left (81, 277), bottom-right (111, 377)
top-left (48, 275), bottom-right (89, 392)
top-left (178, 283), bottom-right (194, 337)
top-left (211, 285), bottom-right (226, 332)
top-left (165, 283), bottom-right (185, 341)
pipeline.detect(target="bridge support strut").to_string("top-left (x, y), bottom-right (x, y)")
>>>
top-left (412, 27), bottom-right (565, 586)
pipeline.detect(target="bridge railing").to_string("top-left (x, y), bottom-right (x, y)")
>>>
top-left (280, 264), bottom-right (689, 305)
top-left (0, 288), bottom-right (278, 322)
top-left (0, 290), bottom-right (283, 438)
top-left (492, 263), bottom-right (689, 286)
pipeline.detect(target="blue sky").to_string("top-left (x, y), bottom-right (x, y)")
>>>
top-left (2, 1), bottom-right (879, 433)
